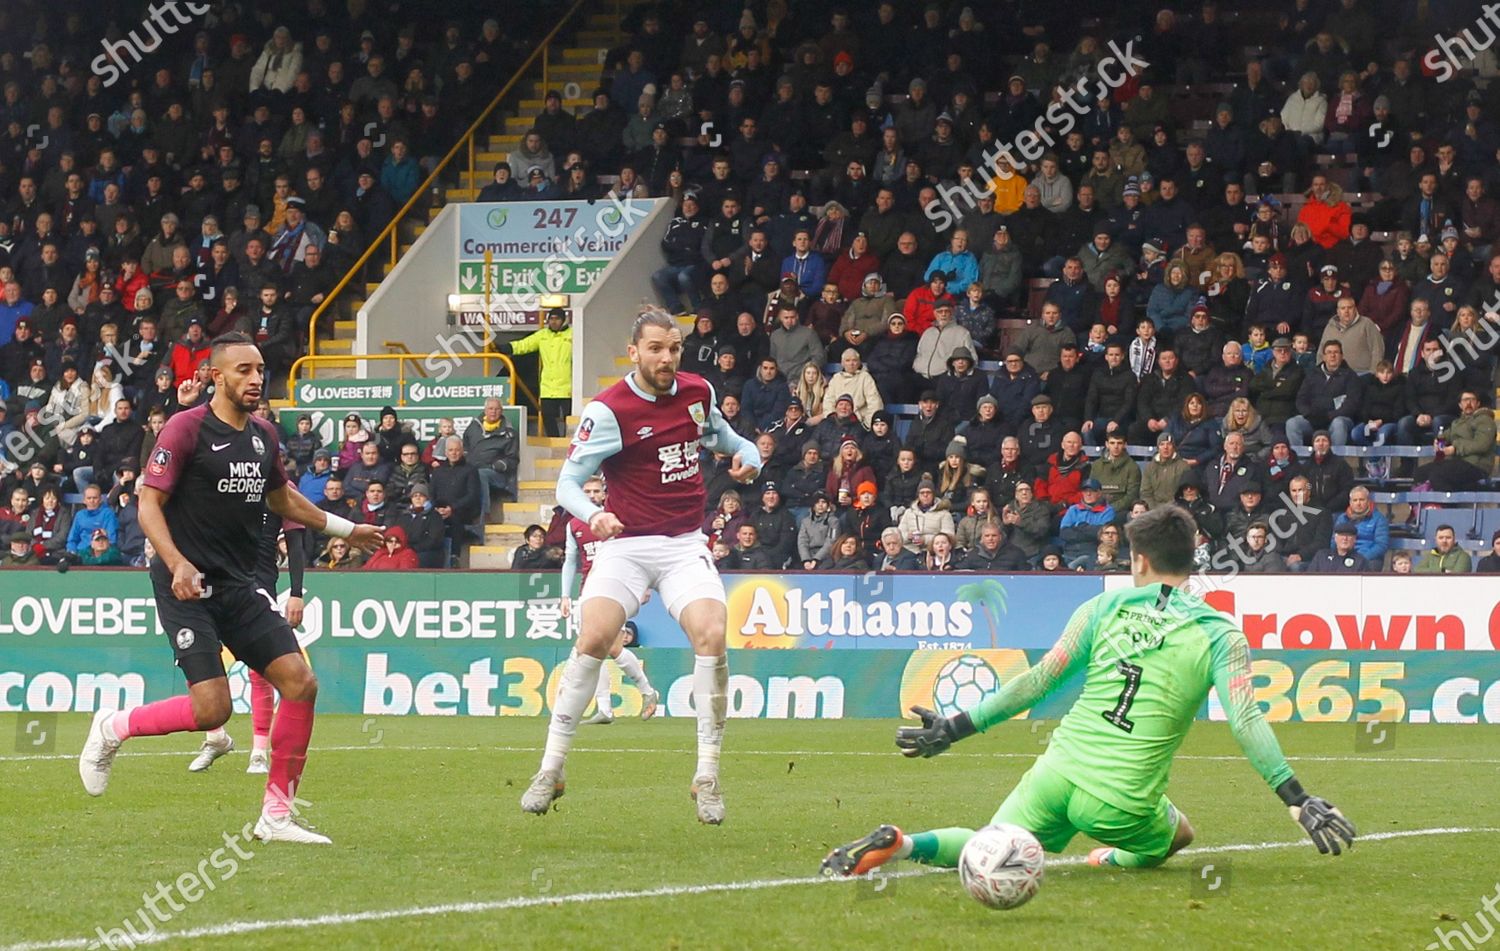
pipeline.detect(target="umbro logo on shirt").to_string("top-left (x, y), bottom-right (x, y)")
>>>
top-left (637, 426), bottom-right (654, 438)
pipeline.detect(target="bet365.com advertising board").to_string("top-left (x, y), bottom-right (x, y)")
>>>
top-left (2, 573), bottom-right (1499, 723)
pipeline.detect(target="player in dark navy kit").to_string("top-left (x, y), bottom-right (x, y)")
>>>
top-left (79, 331), bottom-right (382, 844)
top-left (522, 308), bottom-right (761, 824)
top-left (188, 508), bottom-right (307, 774)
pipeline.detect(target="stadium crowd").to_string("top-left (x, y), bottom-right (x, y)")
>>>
top-left (485, 0), bottom-right (1500, 574)
top-left (0, 3), bottom-right (556, 570)
top-left (1, 1), bottom-right (1498, 576)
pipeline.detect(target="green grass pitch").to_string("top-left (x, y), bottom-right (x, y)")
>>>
top-left (2, 714), bottom-right (1496, 949)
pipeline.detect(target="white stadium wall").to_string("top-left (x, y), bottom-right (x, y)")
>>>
top-left (569, 198), bottom-right (672, 407)
top-left (356, 203), bottom-right (474, 376)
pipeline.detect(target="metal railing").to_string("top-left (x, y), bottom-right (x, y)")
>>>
top-left (302, 0), bottom-right (593, 367)
top-left (287, 352), bottom-right (521, 407)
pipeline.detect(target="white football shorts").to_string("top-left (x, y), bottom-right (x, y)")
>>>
top-left (578, 530), bottom-right (725, 620)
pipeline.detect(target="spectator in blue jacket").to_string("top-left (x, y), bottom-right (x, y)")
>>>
top-left (741, 357), bottom-right (792, 432)
top-left (1059, 479), bottom-right (1117, 568)
top-left (379, 140), bottom-right (422, 206)
top-left (66, 483), bottom-right (118, 555)
top-left (298, 448), bottom-right (334, 503)
top-left (1148, 264), bottom-right (1197, 337)
top-left (1330, 485), bottom-right (1389, 564)
top-left (781, 229), bottom-right (829, 298)
top-left (925, 230), bottom-right (980, 295)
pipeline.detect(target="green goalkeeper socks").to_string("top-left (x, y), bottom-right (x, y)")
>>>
top-left (1097, 847), bottom-right (1168, 869)
top-left (908, 828), bottom-right (975, 868)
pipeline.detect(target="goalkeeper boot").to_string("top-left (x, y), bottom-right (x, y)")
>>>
top-left (1087, 848), bottom-right (1119, 867)
top-left (246, 749), bottom-right (271, 774)
top-left (521, 769), bottom-right (566, 815)
top-left (821, 825), bottom-right (903, 877)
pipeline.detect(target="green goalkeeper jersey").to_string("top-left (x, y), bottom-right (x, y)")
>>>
top-left (969, 583), bottom-right (1294, 816)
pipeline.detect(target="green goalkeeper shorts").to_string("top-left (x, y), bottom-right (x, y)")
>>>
top-left (991, 759), bottom-right (1181, 857)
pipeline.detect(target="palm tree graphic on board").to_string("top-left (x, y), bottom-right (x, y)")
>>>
top-left (955, 579), bottom-right (1009, 648)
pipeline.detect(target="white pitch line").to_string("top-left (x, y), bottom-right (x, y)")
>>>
top-left (3, 743), bottom-right (1498, 766)
top-left (0, 826), bottom-right (1491, 951)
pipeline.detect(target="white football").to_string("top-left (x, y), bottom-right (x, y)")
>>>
top-left (958, 824), bottom-right (1045, 910)
top-left (226, 660), bottom-right (253, 715)
top-left (933, 655), bottom-right (1000, 717)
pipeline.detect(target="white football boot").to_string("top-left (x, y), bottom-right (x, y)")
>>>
top-left (691, 775), bottom-right (725, 825)
top-left (253, 811), bottom-right (332, 845)
top-left (521, 769), bottom-right (566, 814)
top-left (246, 749), bottom-right (271, 774)
top-left (188, 730), bottom-right (235, 772)
top-left (79, 709), bottom-right (123, 796)
top-left (639, 688), bottom-right (661, 720)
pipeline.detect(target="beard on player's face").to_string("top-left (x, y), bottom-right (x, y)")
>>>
top-left (634, 347), bottom-right (679, 391)
top-left (215, 369), bottom-right (262, 411)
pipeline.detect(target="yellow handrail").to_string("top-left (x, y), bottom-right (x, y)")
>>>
top-left (303, 0), bottom-right (592, 371)
top-left (287, 352), bottom-right (519, 407)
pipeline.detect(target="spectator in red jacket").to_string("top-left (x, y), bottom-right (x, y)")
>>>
top-left (1034, 430), bottom-right (1090, 516)
top-left (363, 525), bottom-right (418, 570)
top-left (1296, 175), bottom-right (1351, 250)
top-left (901, 271), bottom-right (953, 334)
top-left (168, 318), bottom-right (212, 384)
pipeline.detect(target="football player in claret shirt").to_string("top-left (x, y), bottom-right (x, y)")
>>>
top-left (522, 309), bottom-right (761, 824)
top-left (78, 332), bottom-right (382, 845)
top-left (561, 475), bottom-right (660, 725)
top-left (821, 506), bottom-right (1356, 876)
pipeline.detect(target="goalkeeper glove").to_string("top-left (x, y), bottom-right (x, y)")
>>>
top-left (1277, 778), bottom-right (1357, 855)
top-left (895, 706), bottom-right (976, 759)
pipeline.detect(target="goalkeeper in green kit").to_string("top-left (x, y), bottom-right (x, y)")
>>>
top-left (821, 506), bottom-right (1356, 876)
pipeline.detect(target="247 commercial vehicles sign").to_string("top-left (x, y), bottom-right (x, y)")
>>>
top-left (455, 199), bottom-right (659, 307)
top-left (9, 573), bottom-right (1500, 723)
